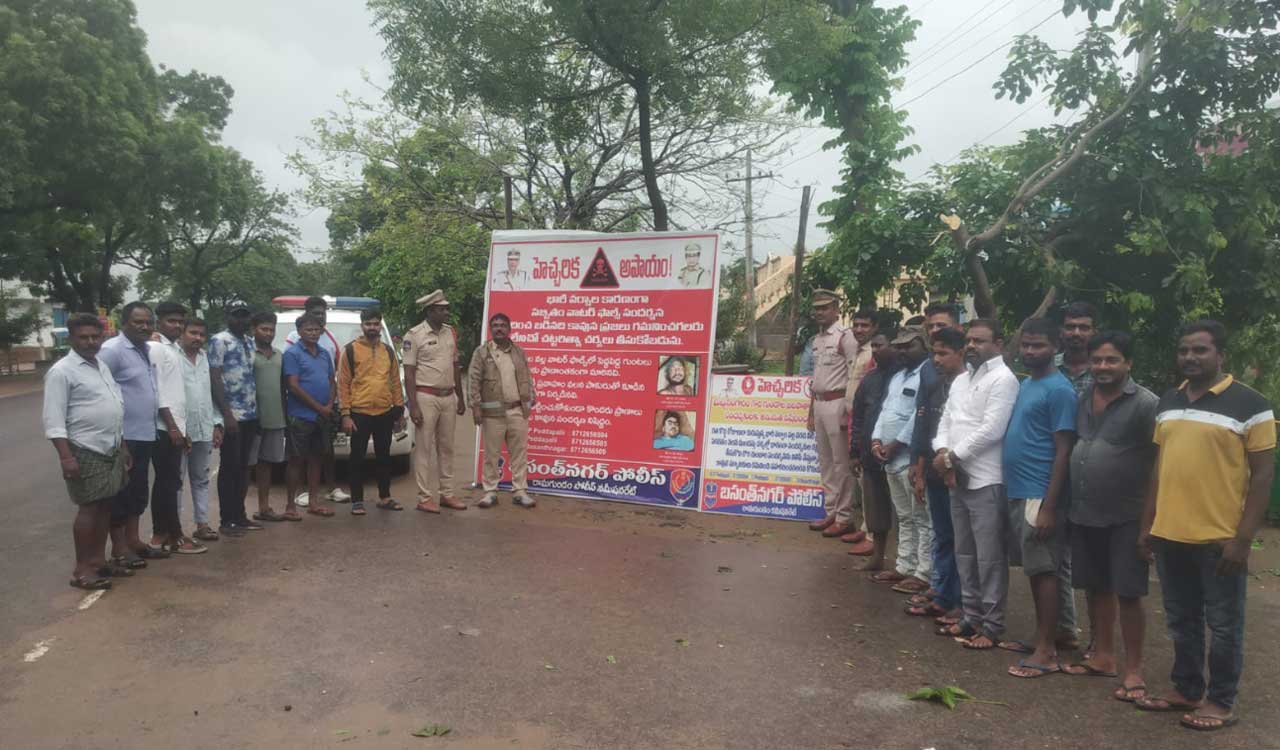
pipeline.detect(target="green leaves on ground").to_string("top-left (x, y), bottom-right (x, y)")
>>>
top-left (605, 655), bottom-right (617, 664)
top-left (411, 724), bottom-right (451, 737)
top-left (674, 638), bottom-right (690, 648)
top-left (906, 685), bottom-right (1008, 711)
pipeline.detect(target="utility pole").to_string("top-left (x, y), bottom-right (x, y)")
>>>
top-left (503, 175), bottom-right (514, 230)
top-left (727, 148), bottom-right (774, 346)
top-left (784, 186), bottom-right (812, 376)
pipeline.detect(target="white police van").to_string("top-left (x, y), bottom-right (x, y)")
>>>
top-left (271, 296), bottom-right (414, 471)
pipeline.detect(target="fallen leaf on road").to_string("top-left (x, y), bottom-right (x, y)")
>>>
top-left (675, 638), bottom-right (690, 647)
top-left (606, 655), bottom-right (617, 664)
top-left (906, 685), bottom-right (1008, 711)
top-left (544, 663), bottom-right (558, 671)
top-left (334, 729), bottom-right (351, 735)
top-left (844, 661), bottom-right (856, 669)
top-left (659, 551), bottom-right (673, 558)
top-left (411, 723), bottom-right (451, 737)
top-left (717, 565), bottom-right (733, 573)
top-left (458, 627), bottom-right (481, 637)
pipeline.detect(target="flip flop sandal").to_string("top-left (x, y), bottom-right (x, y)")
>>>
top-left (891, 580), bottom-right (928, 594)
top-left (306, 506), bottom-right (335, 517)
top-left (1008, 658), bottom-right (1061, 678)
top-left (1114, 684), bottom-right (1147, 703)
top-left (907, 593), bottom-right (932, 606)
top-left (1180, 712), bottom-right (1238, 731)
top-left (135, 546), bottom-right (171, 560)
top-left (415, 502), bottom-right (441, 514)
top-left (1063, 662), bottom-right (1118, 677)
top-left (961, 634), bottom-right (998, 650)
top-left (869, 571), bottom-right (905, 584)
top-left (1135, 696), bottom-right (1202, 713)
top-left (193, 527), bottom-right (220, 541)
top-left (936, 622), bottom-right (975, 638)
top-left (905, 603), bottom-right (948, 618)
top-left (997, 639), bottom-right (1034, 654)
top-left (351, 504), bottom-right (367, 516)
top-left (934, 614), bottom-right (962, 626)
top-left (282, 511), bottom-right (303, 522)
top-left (253, 510), bottom-right (286, 522)
top-left (376, 499), bottom-right (404, 511)
top-left (97, 562), bottom-right (135, 578)
top-left (69, 576), bottom-right (112, 590)
top-left (113, 555), bottom-right (147, 570)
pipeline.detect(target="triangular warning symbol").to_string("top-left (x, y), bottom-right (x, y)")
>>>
top-left (579, 247), bottom-right (620, 288)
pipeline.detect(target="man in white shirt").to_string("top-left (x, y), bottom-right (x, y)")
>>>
top-left (149, 302), bottom-right (204, 554)
top-left (44, 314), bottom-right (128, 590)
top-left (178, 318), bottom-right (224, 543)
top-left (931, 319), bottom-right (1019, 650)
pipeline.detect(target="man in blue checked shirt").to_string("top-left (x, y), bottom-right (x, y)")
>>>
top-left (210, 302), bottom-right (263, 534)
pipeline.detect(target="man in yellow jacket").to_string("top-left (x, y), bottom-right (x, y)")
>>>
top-left (468, 312), bottom-right (536, 508)
top-left (337, 307), bottom-right (406, 514)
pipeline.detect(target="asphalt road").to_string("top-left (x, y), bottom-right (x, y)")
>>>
top-left (5, 384), bottom-right (1280, 748)
top-left (0, 389), bottom-right (81, 645)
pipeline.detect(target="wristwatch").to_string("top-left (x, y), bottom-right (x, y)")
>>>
top-left (941, 450), bottom-right (953, 470)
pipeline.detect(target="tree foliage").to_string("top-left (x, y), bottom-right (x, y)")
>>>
top-left (368, 0), bottom-right (795, 232)
top-left (824, 0), bottom-right (1280, 395)
top-left (0, 0), bottom-right (296, 316)
top-left (0, 282), bottom-right (44, 364)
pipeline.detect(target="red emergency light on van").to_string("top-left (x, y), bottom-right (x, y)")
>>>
top-left (272, 296), bottom-right (381, 310)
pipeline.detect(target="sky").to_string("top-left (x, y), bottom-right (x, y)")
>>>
top-left (132, 0), bottom-right (1097, 272)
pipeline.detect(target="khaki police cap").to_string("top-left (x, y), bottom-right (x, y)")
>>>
top-left (415, 289), bottom-right (450, 307)
top-left (507, 249), bottom-right (521, 259)
top-left (811, 289), bottom-right (841, 309)
top-left (891, 325), bottom-right (927, 346)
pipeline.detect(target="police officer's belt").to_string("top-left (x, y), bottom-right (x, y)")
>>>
top-left (415, 386), bottom-right (455, 397)
top-left (814, 390), bottom-right (845, 401)
top-left (481, 400), bottom-right (524, 409)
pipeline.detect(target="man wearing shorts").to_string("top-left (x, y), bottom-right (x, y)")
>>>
top-left (1002, 317), bottom-right (1078, 678)
top-left (283, 313), bottom-right (337, 518)
top-left (1061, 331), bottom-right (1156, 700)
top-left (250, 311), bottom-right (289, 521)
top-left (44, 314), bottom-right (129, 590)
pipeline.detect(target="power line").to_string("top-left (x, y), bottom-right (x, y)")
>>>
top-left (908, 0), bottom-right (1058, 86)
top-left (904, 0), bottom-right (1019, 75)
top-left (937, 91), bottom-right (1054, 168)
top-left (896, 8), bottom-right (1060, 110)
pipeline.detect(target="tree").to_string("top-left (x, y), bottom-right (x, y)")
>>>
top-left (291, 108), bottom-right (501, 344)
top-left (0, 0), bottom-right (158, 311)
top-left (368, 0), bottom-right (794, 231)
top-left (937, 0), bottom-right (1280, 320)
top-left (0, 281), bottom-right (44, 372)
top-left (0, 0), bottom-right (279, 316)
top-left (125, 139), bottom-right (295, 314)
top-left (833, 0), bottom-right (1280, 393)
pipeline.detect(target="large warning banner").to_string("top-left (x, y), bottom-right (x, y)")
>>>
top-left (700, 374), bottom-right (826, 522)
top-left (477, 230), bottom-right (719, 508)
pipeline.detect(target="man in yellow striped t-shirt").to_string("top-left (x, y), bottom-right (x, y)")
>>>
top-left (1137, 320), bottom-right (1275, 731)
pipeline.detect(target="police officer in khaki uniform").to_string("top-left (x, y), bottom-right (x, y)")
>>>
top-left (403, 290), bottom-right (468, 513)
top-left (807, 289), bottom-right (862, 539)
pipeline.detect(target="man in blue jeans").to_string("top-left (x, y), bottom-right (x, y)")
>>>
top-left (907, 324), bottom-right (966, 620)
top-left (1137, 320), bottom-right (1275, 731)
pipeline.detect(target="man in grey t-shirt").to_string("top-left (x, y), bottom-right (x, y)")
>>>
top-left (1061, 331), bottom-right (1157, 703)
